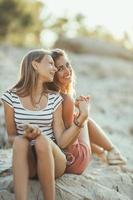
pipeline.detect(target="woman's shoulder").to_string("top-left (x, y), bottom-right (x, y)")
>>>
top-left (2, 88), bottom-right (13, 98)
top-left (48, 92), bottom-right (63, 105)
top-left (49, 91), bottom-right (62, 98)
top-left (48, 92), bottom-right (63, 111)
top-left (3, 88), bottom-right (17, 95)
top-left (61, 93), bottom-right (74, 102)
top-left (1, 88), bottom-right (17, 107)
top-left (2, 88), bottom-right (18, 100)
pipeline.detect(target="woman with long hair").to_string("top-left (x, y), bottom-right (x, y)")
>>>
top-left (1, 49), bottom-right (90, 200)
top-left (49, 48), bottom-right (126, 174)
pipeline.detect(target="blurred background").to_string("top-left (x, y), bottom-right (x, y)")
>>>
top-left (0, 0), bottom-right (133, 49)
top-left (0, 0), bottom-right (133, 166)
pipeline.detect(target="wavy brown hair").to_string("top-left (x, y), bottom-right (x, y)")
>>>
top-left (47, 48), bottom-right (76, 97)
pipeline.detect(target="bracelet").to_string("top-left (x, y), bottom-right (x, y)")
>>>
top-left (74, 117), bottom-right (84, 128)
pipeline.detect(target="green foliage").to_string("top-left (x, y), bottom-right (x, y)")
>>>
top-left (50, 13), bottom-right (133, 49)
top-left (0, 0), bottom-right (44, 46)
top-left (48, 17), bottom-right (69, 37)
top-left (0, 0), bottom-right (132, 49)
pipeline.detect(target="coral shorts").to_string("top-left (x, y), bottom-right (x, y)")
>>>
top-left (64, 139), bottom-right (91, 175)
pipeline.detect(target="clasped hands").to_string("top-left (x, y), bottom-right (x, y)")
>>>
top-left (21, 95), bottom-right (90, 140)
top-left (75, 95), bottom-right (91, 118)
top-left (22, 124), bottom-right (41, 140)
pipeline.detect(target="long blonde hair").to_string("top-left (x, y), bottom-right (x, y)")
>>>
top-left (11, 49), bottom-right (51, 97)
top-left (48, 48), bottom-right (76, 97)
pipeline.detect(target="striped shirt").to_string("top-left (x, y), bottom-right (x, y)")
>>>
top-left (1, 90), bottom-right (63, 141)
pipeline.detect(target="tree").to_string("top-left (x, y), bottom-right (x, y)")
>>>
top-left (0, 0), bottom-right (44, 46)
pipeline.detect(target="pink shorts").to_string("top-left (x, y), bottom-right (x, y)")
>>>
top-left (64, 139), bottom-right (92, 175)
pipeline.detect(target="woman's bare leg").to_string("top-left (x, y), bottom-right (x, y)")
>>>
top-left (87, 118), bottom-right (126, 164)
top-left (35, 135), bottom-right (55, 200)
top-left (13, 136), bottom-right (29, 200)
top-left (77, 117), bottom-right (113, 155)
top-left (88, 118), bottom-right (113, 153)
top-left (35, 135), bottom-right (66, 200)
top-left (78, 122), bottom-right (92, 154)
top-left (78, 123), bottom-right (90, 145)
top-left (91, 143), bottom-right (104, 154)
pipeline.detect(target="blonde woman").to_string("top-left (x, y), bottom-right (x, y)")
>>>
top-left (1, 49), bottom-right (90, 200)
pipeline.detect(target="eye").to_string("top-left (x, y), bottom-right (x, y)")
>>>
top-left (66, 62), bottom-right (72, 70)
top-left (57, 65), bottom-right (64, 71)
top-left (66, 62), bottom-right (69, 67)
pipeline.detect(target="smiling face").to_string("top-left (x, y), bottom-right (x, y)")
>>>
top-left (35, 55), bottom-right (57, 82)
top-left (54, 55), bottom-right (72, 88)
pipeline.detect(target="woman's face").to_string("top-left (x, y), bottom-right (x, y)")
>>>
top-left (54, 55), bottom-right (72, 87)
top-left (35, 55), bottom-right (57, 82)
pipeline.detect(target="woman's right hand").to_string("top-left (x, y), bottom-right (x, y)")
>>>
top-left (23, 124), bottom-right (41, 140)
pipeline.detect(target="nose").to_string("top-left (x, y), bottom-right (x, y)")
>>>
top-left (64, 66), bottom-right (70, 75)
top-left (53, 65), bottom-right (57, 72)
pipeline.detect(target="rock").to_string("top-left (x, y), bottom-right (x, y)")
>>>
top-left (129, 126), bottom-right (133, 136)
top-left (0, 190), bottom-right (15, 200)
top-left (70, 53), bottom-right (133, 79)
top-left (0, 149), bottom-right (133, 200)
top-left (54, 37), bottom-right (133, 61)
top-left (0, 106), bottom-right (8, 148)
top-left (0, 164), bottom-right (133, 200)
top-left (0, 43), bottom-right (133, 199)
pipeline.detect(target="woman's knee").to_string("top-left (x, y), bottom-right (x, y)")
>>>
top-left (87, 117), bottom-right (94, 126)
top-left (35, 135), bottom-right (52, 155)
top-left (51, 143), bottom-right (67, 178)
top-left (13, 136), bottom-right (29, 153)
top-left (55, 155), bottom-right (66, 178)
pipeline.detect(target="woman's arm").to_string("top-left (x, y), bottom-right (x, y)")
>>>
top-left (53, 100), bottom-right (88, 149)
top-left (62, 94), bottom-right (74, 128)
top-left (3, 102), bottom-right (17, 145)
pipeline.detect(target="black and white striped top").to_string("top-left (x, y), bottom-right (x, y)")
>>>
top-left (1, 90), bottom-right (63, 141)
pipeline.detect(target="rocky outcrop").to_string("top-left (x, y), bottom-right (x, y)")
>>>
top-left (54, 37), bottom-right (133, 61)
top-left (0, 43), bottom-right (133, 199)
top-left (0, 149), bottom-right (133, 200)
top-left (0, 106), bottom-right (8, 148)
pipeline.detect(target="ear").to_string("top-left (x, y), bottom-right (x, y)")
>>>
top-left (32, 60), bottom-right (38, 70)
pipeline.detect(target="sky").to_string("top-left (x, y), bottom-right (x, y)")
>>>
top-left (41, 0), bottom-right (133, 47)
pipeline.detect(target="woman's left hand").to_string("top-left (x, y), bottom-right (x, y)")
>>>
top-left (75, 95), bottom-right (91, 107)
top-left (75, 95), bottom-right (91, 117)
